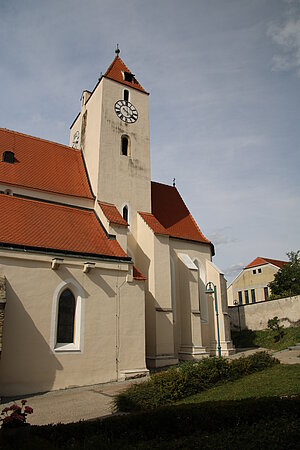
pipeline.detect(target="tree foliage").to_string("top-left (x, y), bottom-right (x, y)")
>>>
top-left (269, 251), bottom-right (300, 299)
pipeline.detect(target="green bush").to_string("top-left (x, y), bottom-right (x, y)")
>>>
top-left (115, 351), bottom-right (278, 412)
top-left (1, 396), bottom-right (299, 450)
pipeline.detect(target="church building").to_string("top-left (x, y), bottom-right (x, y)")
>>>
top-left (0, 51), bottom-right (234, 396)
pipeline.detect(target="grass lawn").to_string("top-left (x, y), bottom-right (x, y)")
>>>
top-left (231, 325), bottom-right (300, 351)
top-left (179, 364), bottom-right (300, 404)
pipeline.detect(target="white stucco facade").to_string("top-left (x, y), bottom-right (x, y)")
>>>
top-left (0, 54), bottom-right (234, 396)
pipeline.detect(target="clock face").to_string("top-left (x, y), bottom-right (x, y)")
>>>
top-left (114, 100), bottom-right (138, 123)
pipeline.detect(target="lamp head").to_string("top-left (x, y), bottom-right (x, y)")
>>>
top-left (205, 282), bottom-right (214, 294)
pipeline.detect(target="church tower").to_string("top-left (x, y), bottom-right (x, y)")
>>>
top-left (69, 49), bottom-right (151, 235)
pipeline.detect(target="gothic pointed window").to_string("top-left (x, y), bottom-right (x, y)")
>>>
top-left (123, 205), bottom-right (128, 223)
top-left (57, 289), bottom-right (76, 344)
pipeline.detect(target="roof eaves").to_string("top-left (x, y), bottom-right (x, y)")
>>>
top-left (0, 242), bottom-right (131, 262)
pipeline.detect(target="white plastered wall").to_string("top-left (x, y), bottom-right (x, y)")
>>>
top-left (136, 215), bottom-right (177, 368)
top-left (0, 250), bottom-right (147, 396)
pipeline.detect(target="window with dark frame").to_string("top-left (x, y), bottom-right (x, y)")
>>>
top-left (121, 136), bottom-right (129, 156)
top-left (258, 268), bottom-right (262, 273)
top-left (238, 291), bottom-right (243, 305)
top-left (123, 89), bottom-right (129, 101)
top-left (2, 151), bottom-right (15, 164)
top-left (251, 289), bottom-right (256, 303)
top-left (245, 290), bottom-right (249, 304)
top-left (253, 269), bottom-right (256, 274)
top-left (124, 72), bottom-right (134, 82)
top-left (57, 289), bottom-right (76, 344)
top-left (122, 205), bottom-right (128, 223)
top-left (264, 287), bottom-right (269, 300)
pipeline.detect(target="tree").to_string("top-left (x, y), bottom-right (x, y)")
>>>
top-left (269, 251), bottom-right (300, 299)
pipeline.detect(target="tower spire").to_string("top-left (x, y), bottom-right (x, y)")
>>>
top-left (115, 44), bottom-right (120, 57)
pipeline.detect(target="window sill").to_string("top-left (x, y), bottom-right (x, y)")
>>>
top-left (54, 343), bottom-right (81, 352)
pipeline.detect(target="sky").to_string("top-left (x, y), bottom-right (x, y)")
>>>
top-left (1, 0), bottom-right (300, 282)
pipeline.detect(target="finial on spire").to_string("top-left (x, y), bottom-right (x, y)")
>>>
top-left (115, 44), bottom-right (120, 57)
top-left (173, 178), bottom-right (176, 187)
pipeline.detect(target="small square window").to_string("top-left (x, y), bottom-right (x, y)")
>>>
top-left (258, 268), bottom-right (262, 273)
top-left (253, 269), bottom-right (256, 274)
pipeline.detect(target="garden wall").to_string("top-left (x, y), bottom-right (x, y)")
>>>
top-left (229, 295), bottom-right (300, 331)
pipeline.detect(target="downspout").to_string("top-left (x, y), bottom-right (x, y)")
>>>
top-left (115, 265), bottom-right (127, 380)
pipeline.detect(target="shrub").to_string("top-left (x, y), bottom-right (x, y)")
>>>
top-left (268, 316), bottom-right (284, 342)
top-left (115, 351), bottom-right (278, 412)
top-left (1, 396), bottom-right (299, 449)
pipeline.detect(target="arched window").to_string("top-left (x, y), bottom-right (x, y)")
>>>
top-left (122, 205), bottom-right (128, 223)
top-left (123, 89), bottom-right (129, 101)
top-left (56, 289), bottom-right (76, 344)
top-left (121, 135), bottom-right (129, 156)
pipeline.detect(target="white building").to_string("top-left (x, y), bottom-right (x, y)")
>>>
top-left (0, 51), bottom-right (234, 396)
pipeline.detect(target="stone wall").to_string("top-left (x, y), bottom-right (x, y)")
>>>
top-left (0, 276), bottom-right (6, 356)
top-left (229, 295), bottom-right (300, 331)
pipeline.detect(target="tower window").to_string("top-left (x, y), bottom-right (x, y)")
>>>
top-left (123, 89), bottom-right (129, 102)
top-left (121, 135), bottom-right (129, 156)
top-left (124, 72), bottom-right (134, 82)
top-left (2, 151), bottom-right (15, 164)
top-left (123, 205), bottom-right (128, 223)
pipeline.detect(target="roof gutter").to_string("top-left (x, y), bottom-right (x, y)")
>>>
top-left (0, 242), bottom-right (131, 263)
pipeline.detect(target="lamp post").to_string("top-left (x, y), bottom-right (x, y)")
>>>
top-left (205, 282), bottom-right (221, 358)
top-left (233, 299), bottom-right (241, 332)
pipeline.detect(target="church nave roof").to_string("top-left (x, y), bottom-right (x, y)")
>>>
top-left (0, 128), bottom-right (94, 200)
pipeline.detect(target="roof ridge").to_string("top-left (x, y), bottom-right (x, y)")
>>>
top-left (151, 180), bottom-right (173, 188)
top-left (188, 213), bottom-right (211, 244)
top-left (0, 128), bottom-right (77, 153)
top-left (104, 56), bottom-right (132, 77)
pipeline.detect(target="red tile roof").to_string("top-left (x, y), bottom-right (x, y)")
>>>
top-left (149, 182), bottom-right (212, 245)
top-left (138, 212), bottom-right (169, 236)
top-left (245, 257), bottom-right (288, 270)
top-left (139, 182), bottom-right (213, 252)
top-left (104, 56), bottom-right (147, 93)
top-left (99, 202), bottom-right (128, 227)
top-left (133, 265), bottom-right (147, 281)
top-left (0, 194), bottom-right (127, 259)
top-left (0, 128), bottom-right (93, 199)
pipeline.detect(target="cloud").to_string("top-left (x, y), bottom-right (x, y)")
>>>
top-left (267, 5), bottom-right (300, 76)
top-left (206, 227), bottom-right (237, 247)
top-left (224, 263), bottom-right (244, 279)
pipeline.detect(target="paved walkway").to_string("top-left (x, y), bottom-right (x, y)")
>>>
top-left (229, 346), bottom-right (300, 365)
top-left (1, 347), bottom-right (299, 427)
top-left (1, 378), bottom-right (143, 426)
